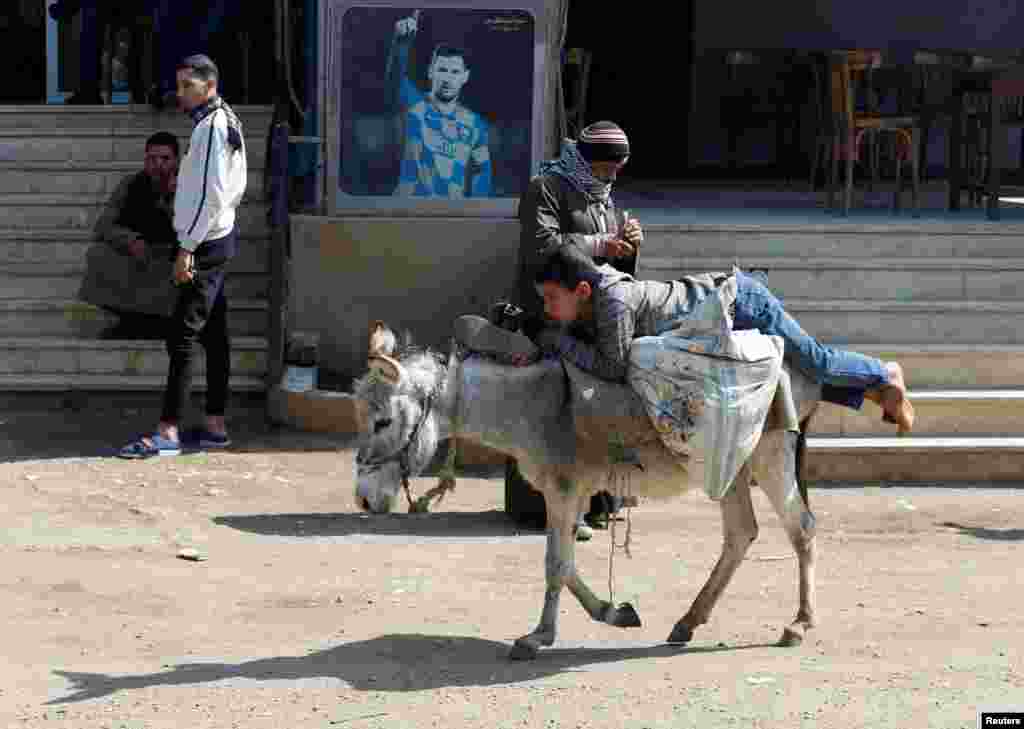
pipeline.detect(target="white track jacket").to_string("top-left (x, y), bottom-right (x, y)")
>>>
top-left (173, 104), bottom-right (247, 252)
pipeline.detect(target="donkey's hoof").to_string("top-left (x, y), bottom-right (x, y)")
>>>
top-left (509, 638), bottom-right (540, 661)
top-left (575, 524), bottom-right (594, 542)
top-left (611, 602), bottom-right (642, 628)
top-left (666, 621), bottom-right (694, 645)
top-left (778, 626), bottom-right (805, 648)
top-left (409, 499), bottom-right (431, 513)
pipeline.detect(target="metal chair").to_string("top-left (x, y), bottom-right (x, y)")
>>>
top-left (827, 50), bottom-right (922, 216)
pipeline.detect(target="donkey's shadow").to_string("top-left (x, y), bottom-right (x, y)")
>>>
top-left (50, 634), bottom-right (772, 704)
top-left (214, 509), bottom-right (545, 539)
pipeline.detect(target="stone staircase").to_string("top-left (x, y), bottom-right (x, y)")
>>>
top-left (640, 220), bottom-right (1024, 482)
top-left (0, 105), bottom-right (274, 409)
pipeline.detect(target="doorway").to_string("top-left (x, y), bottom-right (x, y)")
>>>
top-left (0, 1), bottom-right (45, 102)
top-left (45, 1), bottom-right (135, 104)
top-left (564, 1), bottom-right (696, 179)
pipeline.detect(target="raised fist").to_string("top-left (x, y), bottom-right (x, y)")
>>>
top-left (394, 10), bottom-right (420, 38)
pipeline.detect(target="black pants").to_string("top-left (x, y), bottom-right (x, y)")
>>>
top-left (160, 237), bottom-right (233, 422)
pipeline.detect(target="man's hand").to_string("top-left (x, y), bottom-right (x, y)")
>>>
top-left (174, 249), bottom-right (195, 286)
top-left (127, 238), bottom-right (146, 259)
top-left (605, 238), bottom-right (635, 259)
top-left (394, 10), bottom-right (419, 38)
top-left (622, 216), bottom-right (644, 246)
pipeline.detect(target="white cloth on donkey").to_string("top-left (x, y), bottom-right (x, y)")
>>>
top-left (627, 274), bottom-right (785, 500)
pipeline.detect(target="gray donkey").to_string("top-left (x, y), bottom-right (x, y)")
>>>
top-left (353, 323), bottom-right (823, 661)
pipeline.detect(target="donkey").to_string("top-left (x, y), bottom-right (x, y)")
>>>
top-left (353, 328), bottom-right (823, 661)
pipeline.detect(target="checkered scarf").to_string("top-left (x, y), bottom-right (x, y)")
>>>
top-left (539, 139), bottom-right (613, 205)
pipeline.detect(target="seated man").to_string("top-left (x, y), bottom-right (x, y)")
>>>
top-left (78, 131), bottom-right (181, 338)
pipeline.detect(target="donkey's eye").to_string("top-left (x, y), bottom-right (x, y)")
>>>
top-left (374, 418), bottom-right (393, 434)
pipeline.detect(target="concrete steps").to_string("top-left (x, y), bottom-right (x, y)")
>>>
top-left (643, 256), bottom-right (1024, 302)
top-left (813, 390), bottom-right (1024, 437)
top-left (0, 127), bottom-right (267, 168)
top-left (0, 105), bottom-right (275, 402)
top-left (805, 437), bottom-right (1024, 482)
top-left (0, 228), bottom-right (268, 267)
top-left (0, 263), bottom-right (269, 301)
top-left (0, 336), bottom-right (267, 380)
top-left (0, 373), bottom-right (266, 392)
top-left (0, 194), bottom-right (270, 235)
top-left (638, 222), bottom-right (1024, 482)
top-left (0, 161), bottom-right (264, 196)
top-left (850, 345), bottom-right (1024, 389)
top-left (777, 299), bottom-right (1024, 345)
top-left (0, 299), bottom-right (268, 337)
top-left (641, 226), bottom-right (1024, 261)
top-left (0, 104), bottom-right (274, 130)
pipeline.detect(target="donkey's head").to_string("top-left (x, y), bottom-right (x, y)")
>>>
top-left (353, 328), bottom-right (447, 513)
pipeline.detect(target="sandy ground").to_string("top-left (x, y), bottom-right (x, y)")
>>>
top-left (2, 412), bottom-right (1023, 728)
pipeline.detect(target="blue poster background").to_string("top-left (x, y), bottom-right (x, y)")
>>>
top-left (338, 6), bottom-right (535, 198)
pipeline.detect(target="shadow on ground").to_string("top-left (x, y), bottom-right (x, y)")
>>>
top-left (214, 510), bottom-right (542, 539)
top-left (49, 633), bottom-right (776, 704)
top-left (939, 522), bottom-right (1024, 542)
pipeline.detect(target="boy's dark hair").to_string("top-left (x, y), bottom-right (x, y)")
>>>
top-left (431, 44), bottom-right (469, 68)
top-left (177, 54), bottom-right (220, 83)
top-left (534, 244), bottom-right (603, 290)
top-left (145, 131), bottom-right (180, 158)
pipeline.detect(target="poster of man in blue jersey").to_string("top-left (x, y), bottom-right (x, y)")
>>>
top-left (337, 5), bottom-right (535, 201)
top-left (389, 10), bottom-right (491, 198)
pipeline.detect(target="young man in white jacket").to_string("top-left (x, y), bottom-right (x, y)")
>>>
top-left (119, 54), bottom-right (247, 458)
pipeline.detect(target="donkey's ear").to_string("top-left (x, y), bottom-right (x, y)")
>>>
top-left (367, 354), bottom-right (403, 385)
top-left (368, 320), bottom-right (397, 358)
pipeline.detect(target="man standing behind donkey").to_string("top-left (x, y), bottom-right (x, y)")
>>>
top-left (119, 54), bottom-right (247, 458)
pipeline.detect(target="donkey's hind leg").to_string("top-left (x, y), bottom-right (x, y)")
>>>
top-left (667, 464), bottom-right (758, 645)
top-left (751, 429), bottom-right (818, 647)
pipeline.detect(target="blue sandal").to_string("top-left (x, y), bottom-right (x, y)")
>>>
top-left (117, 433), bottom-right (182, 459)
top-left (180, 428), bottom-right (232, 449)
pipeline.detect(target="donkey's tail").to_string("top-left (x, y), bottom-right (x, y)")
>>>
top-left (795, 413), bottom-right (814, 512)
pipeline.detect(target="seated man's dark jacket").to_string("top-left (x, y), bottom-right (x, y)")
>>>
top-left (78, 171), bottom-right (180, 318)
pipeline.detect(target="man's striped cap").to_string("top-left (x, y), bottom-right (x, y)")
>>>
top-left (577, 121), bottom-right (630, 162)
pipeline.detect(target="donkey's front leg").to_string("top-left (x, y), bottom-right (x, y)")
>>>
top-left (668, 464), bottom-right (758, 645)
top-left (510, 494), bottom-right (581, 660)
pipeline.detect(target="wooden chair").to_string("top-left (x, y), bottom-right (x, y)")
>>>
top-left (960, 73), bottom-right (1024, 210)
top-left (827, 50), bottom-right (922, 216)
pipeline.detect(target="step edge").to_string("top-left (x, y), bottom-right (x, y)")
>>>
top-left (642, 256), bottom-right (1024, 271)
top-left (0, 298), bottom-right (269, 310)
top-left (0, 374), bottom-right (267, 391)
top-left (0, 335), bottom-right (268, 349)
top-left (807, 436), bottom-right (1024, 449)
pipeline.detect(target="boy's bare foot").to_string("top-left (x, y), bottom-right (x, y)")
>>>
top-left (867, 362), bottom-right (914, 435)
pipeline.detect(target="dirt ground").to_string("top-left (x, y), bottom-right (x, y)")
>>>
top-left (2, 411), bottom-right (1023, 729)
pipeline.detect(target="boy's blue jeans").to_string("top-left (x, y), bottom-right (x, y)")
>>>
top-left (732, 271), bottom-right (889, 410)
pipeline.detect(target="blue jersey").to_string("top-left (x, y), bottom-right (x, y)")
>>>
top-left (391, 57), bottom-right (492, 198)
